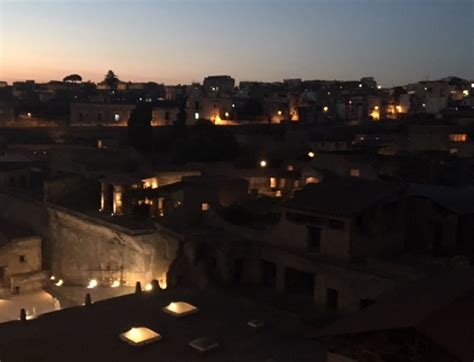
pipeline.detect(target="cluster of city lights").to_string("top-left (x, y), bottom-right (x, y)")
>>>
top-left (50, 275), bottom-right (168, 290)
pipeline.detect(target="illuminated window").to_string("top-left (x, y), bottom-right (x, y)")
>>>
top-left (201, 203), bottom-right (210, 211)
top-left (449, 134), bottom-right (467, 142)
top-left (114, 113), bottom-right (120, 122)
top-left (287, 165), bottom-right (294, 171)
top-left (275, 190), bottom-right (282, 197)
top-left (450, 148), bottom-right (458, 155)
top-left (350, 168), bottom-right (360, 177)
top-left (280, 178), bottom-right (286, 188)
top-left (194, 112), bottom-right (200, 120)
top-left (294, 180), bottom-right (300, 188)
top-left (270, 177), bottom-right (277, 188)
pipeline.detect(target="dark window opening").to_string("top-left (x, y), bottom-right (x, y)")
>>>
top-left (19, 255), bottom-right (26, 263)
top-left (326, 288), bottom-right (338, 309)
top-left (307, 226), bottom-right (321, 252)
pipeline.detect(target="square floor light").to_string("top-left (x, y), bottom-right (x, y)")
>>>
top-left (162, 301), bottom-right (199, 317)
top-left (120, 327), bottom-right (162, 347)
top-left (189, 337), bottom-right (219, 352)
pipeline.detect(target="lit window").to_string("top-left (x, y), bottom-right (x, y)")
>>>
top-left (462, 90), bottom-right (469, 97)
top-left (114, 113), bottom-right (120, 122)
top-left (350, 168), bottom-right (360, 177)
top-left (287, 165), bottom-right (294, 171)
top-left (194, 112), bottom-right (200, 120)
top-left (275, 190), bottom-right (282, 197)
top-left (120, 327), bottom-right (162, 347)
top-left (270, 177), bottom-right (277, 188)
top-left (163, 301), bottom-right (199, 317)
top-left (449, 134), bottom-right (467, 142)
top-left (201, 203), bottom-right (210, 211)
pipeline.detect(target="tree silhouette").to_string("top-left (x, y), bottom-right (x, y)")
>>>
top-left (63, 74), bottom-right (82, 83)
top-left (104, 70), bottom-right (120, 90)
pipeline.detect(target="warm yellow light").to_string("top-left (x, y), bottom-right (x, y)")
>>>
top-left (308, 151), bottom-right (315, 158)
top-left (374, 106), bottom-right (379, 110)
top-left (120, 327), bottom-right (162, 347)
top-left (260, 160), bottom-right (267, 168)
top-left (159, 274), bottom-right (167, 290)
top-left (111, 280), bottom-right (120, 288)
top-left (396, 105), bottom-right (403, 112)
top-left (55, 279), bottom-right (64, 287)
top-left (27, 112), bottom-right (32, 118)
top-left (370, 110), bottom-right (380, 121)
top-left (323, 106), bottom-right (329, 112)
top-left (144, 283), bottom-right (153, 292)
top-left (201, 203), bottom-right (210, 211)
top-left (163, 301), bottom-right (199, 317)
top-left (225, 112), bottom-right (230, 117)
top-left (50, 275), bottom-right (56, 281)
top-left (277, 110), bottom-right (282, 116)
top-left (463, 90), bottom-right (469, 97)
top-left (87, 279), bottom-right (98, 289)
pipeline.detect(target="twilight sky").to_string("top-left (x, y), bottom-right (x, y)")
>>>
top-left (0, 0), bottom-right (472, 86)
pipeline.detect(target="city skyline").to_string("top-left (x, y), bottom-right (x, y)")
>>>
top-left (1, 0), bottom-right (472, 86)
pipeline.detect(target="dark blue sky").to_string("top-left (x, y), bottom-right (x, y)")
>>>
top-left (1, 0), bottom-right (473, 85)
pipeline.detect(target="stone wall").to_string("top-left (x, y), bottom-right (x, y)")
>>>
top-left (47, 207), bottom-right (179, 287)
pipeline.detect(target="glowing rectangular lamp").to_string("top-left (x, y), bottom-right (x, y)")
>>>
top-left (162, 301), bottom-right (199, 317)
top-left (120, 327), bottom-right (162, 347)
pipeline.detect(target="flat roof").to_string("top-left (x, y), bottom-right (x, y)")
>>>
top-left (0, 288), bottom-right (326, 361)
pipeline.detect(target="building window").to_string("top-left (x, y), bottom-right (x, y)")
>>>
top-left (201, 203), bottom-right (210, 211)
top-left (194, 101), bottom-right (200, 110)
top-left (280, 179), bottom-right (286, 188)
top-left (350, 168), bottom-right (360, 177)
top-left (19, 255), bottom-right (26, 263)
top-left (307, 226), bottom-right (321, 252)
top-left (270, 177), bottom-right (277, 188)
top-left (329, 219), bottom-right (345, 230)
top-left (97, 113), bottom-right (103, 122)
top-left (450, 148), bottom-right (459, 155)
top-left (449, 134), bottom-right (467, 142)
top-left (294, 180), bottom-right (300, 188)
top-left (287, 165), bottom-right (294, 171)
top-left (78, 112), bottom-right (84, 122)
top-left (275, 190), bottom-right (282, 198)
top-left (194, 112), bottom-right (200, 120)
top-left (114, 113), bottom-right (120, 122)
top-left (165, 111), bottom-right (170, 121)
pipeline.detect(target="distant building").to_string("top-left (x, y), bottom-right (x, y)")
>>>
top-left (203, 75), bottom-right (235, 95)
top-left (0, 219), bottom-right (45, 295)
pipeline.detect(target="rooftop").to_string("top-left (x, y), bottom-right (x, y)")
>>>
top-left (284, 178), bottom-right (401, 216)
top-left (0, 288), bottom-right (325, 361)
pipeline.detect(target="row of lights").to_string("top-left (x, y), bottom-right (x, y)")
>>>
top-left (51, 276), bottom-right (167, 291)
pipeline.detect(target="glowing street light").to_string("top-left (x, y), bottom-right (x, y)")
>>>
top-left (308, 151), bottom-right (315, 158)
top-left (277, 110), bottom-right (282, 116)
top-left (260, 160), bottom-right (267, 168)
top-left (323, 106), bottom-right (329, 112)
top-left (111, 280), bottom-right (120, 288)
